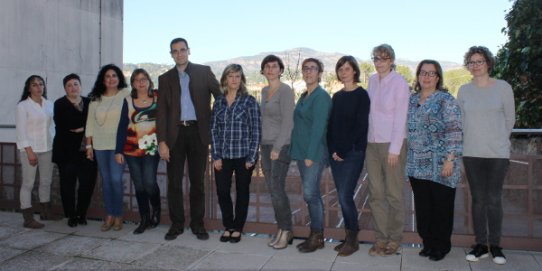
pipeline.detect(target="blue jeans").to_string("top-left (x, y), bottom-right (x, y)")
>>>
top-left (297, 159), bottom-right (326, 232)
top-left (95, 150), bottom-right (125, 216)
top-left (261, 144), bottom-right (292, 231)
top-left (330, 149), bottom-right (365, 231)
top-left (125, 154), bottom-right (161, 216)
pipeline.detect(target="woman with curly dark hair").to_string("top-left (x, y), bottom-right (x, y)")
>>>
top-left (85, 64), bottom-right (129, 232)
top-left (458, 46), bottom-right (515, 265)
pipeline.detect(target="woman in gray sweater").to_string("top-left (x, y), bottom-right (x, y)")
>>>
top-left (457, 46), bottom-right (515, 266)
top-left (259, 55), bottom-right (295, 249)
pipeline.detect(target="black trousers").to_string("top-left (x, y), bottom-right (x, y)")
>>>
top-left (167, 126), bottom-right (208, 232)
top-left (409, 177), bottom-right (456, 253)
top-left (214, 157), bottom-right (255, 232)
top-left (57, 152), bottom-right (97, 218)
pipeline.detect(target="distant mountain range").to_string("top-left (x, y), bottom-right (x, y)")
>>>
top-left (123, 47), bottom-right (463, 85)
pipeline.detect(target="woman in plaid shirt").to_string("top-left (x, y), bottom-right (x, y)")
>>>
top-left (210, 64), bottom-right (261, 243)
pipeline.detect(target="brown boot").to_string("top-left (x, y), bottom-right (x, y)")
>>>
top-left (298, 230), bottom-right (324, 253)
top-left (369, 240), bottom-right (387, 256)
top-left (338, 229), bottom-right (359, 256)
top-left (22, 208), bottom-right (44, 229)
top-left (39, 202), bottom-right (62, 221)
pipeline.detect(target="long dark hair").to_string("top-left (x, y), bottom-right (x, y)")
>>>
top-left (130, 68), bottom-right (154, 99)
top-left (89, 64), bottom-right (127, 101)
top-left (19, 75), bottom-right (47, 102)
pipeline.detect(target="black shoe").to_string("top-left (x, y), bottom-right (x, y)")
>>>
top-left (193, 228), bottom-right (209, 240)
top-left (133, 215), bottom-right (150, 235)
top-left (490, 245), bottom-right (507, 265)
top-left (77, 216), bottom-right (88, 225)
top-left (466, 244), bottom-right (489, 262)
top-left (150, 209), bottom-right (161, 228)
top-left (67, 216), bottom-right (78, 227)
top-left (164, 226), bottom-right (184, 240)
top-left (229, 231), bottom-right (241, 243)
top-left (429, 250), bottom-right (446, 261)
top-left (220, 230), bottom-right (232, 242)
top-left (419, 247), bottom-right (432, 257)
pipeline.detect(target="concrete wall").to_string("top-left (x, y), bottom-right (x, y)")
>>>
top-left (0, 0), bottom-right (123, 142)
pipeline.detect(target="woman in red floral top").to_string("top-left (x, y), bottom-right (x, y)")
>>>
top-left (115, 68), bottom-right (161, 234)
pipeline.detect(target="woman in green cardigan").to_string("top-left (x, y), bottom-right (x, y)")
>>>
top-left (290, 58), bottom-right (332, 253)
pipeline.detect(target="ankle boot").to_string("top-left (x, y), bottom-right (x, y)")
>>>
top-left (39, 202), bottom-right (62, 221)
top-left (334, 240), bottom-right (346, 252)
top-left (133, 214), bottom-right (149, 234)
top-left (268, 229), bottom-right (283, 247)
top-left (150, 207), bottom-right (161, 228)
top-left (338, 229), bottom-right (359, 256)
top-left (272, 230), bottom-right (293, 249)
top-left (298, 230), bottom-right (324, 253)
top-left (22, 208), bottom-right (44, 229)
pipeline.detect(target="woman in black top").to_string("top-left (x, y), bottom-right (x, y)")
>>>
top-left (52, 73), bottom-right (97, 227)
top-left (327, 56), bottom-right (370, 256)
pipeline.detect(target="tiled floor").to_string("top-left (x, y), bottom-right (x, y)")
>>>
top-left (0, 211), bottom-right (540, 270)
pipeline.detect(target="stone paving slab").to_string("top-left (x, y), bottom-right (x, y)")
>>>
top-left (0, 246), bottom-right (26, 263)
top-left (50, 257), bottom-right (145, 270)
top-left (0, 229), bottom-right (65, 250)
top-left (117, 224), bottom-right (170, 244)
top-left (69, 219), bottom-right (137, 239)
top-left (271, 239), bottom-right (339, 263)
top-left (165, 230), bottom-right (234, 251)
top-left (81, 238), bottom-right (161, 264)
top-left (191, 250), bottom-right (270, 270)
top-left (213, 233), bottom-right (279, 256)
top-left (36, 235), bottom-right (106, 256)
top-left (0, 226), bottom-right (26, 241)
top-left (262, 255), bottom-right (332, 270)
top-left (470, 250), bottom-right (541, 271)
top-left (37, 218), bottom-right (79, 234)
top-left (0, 211), bottom-right (23, 228)
top-left (132, 244), bottom-right (211, 270)
top-left (401, 246), bottom-right (471, 271)
top-left (0, 250), bottom-right (69, 271)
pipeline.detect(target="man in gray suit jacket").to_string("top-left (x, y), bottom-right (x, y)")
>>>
top-left (156, 37), bottom-right (221, 241)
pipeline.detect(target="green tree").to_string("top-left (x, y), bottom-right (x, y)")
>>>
top-left (443, 68), bottom-right (472, 97)
top-left (359, 61), bottom-right (375, 88)
top-left (493, 0), bottom-right (542, 128)
top-left (396, 65), bottom-right (414, 86)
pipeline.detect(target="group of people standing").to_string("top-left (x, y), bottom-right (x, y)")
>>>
top-left (15, 37), bottom-right (514, 266)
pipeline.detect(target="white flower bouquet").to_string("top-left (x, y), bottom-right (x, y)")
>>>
top-left (138, 133), bottom-right (158, 155)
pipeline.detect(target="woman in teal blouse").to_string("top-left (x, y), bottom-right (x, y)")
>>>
top-left (290, 58), bottom-right (331, 253)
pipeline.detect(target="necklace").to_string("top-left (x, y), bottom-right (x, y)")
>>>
top-left (94, 96), bottom-right (116, 127)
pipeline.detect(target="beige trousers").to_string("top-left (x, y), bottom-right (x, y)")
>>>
top-left (366, 141), bottom-right (406, 243)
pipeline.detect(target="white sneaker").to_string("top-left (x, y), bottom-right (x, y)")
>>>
top-left (466, 244), bottom-right (489, 262)
top-left (490, 245), bottom-right (507, 265)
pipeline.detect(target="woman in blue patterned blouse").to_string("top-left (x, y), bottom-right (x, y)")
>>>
top-left (406, 60), bottom-right (462, 261)
top-left (210, 64), bottom-right (261, 243)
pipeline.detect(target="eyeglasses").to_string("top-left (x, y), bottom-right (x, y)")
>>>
top-left (372, 56), bottom-right (391, 63)
top-left (467, 60), bottom-right (486, 67)
top-left (134, 78), bottom-right (148, 83)
top-left (419, 71), bottom-right (438, 77)
top-left (171, 48), bottom-right (189, 55)
top-left (302, 66), bottom-right (319, 73)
